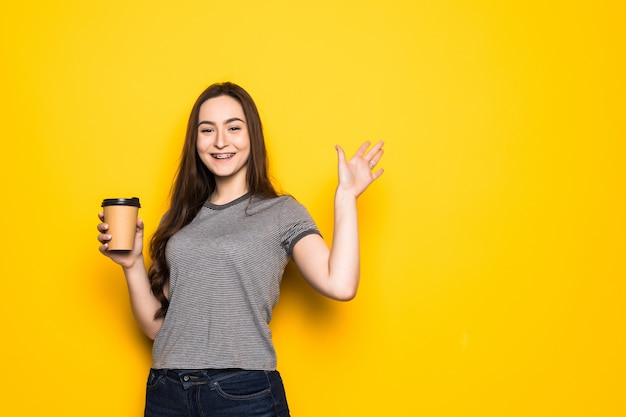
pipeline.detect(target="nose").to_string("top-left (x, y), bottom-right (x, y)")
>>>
top-left (214, 129), bottom-right (226, 149)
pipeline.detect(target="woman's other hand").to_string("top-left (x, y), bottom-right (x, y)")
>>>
top-left (335, 140), bottom-right (384, 198)
top-left (97, 212), bottom-right (145, 269)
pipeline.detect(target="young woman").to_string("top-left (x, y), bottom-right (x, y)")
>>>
top-left (97, 82), bottom-right (384, 416)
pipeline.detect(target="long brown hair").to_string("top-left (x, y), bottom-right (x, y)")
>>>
top-left (148, 82), bottom-right (278, 319)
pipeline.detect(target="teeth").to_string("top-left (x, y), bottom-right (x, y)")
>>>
top-left (213, 153), bottom-right (234, 159)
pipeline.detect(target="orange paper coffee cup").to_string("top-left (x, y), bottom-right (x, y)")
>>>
top-left (101, 197), bottom-right (141, 251)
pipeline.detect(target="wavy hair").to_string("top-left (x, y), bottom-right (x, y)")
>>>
top-left (148, 82), bottom-right (278, 319)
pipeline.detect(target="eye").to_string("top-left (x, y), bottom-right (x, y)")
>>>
top-left (228, 126), bottom-right (241, 132)
top-left (200, 127), bottom-right (214, 134)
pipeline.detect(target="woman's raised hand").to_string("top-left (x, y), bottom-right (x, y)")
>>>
top-left (97, 212), bottom-right (145, 269)
top-left (335, 141), bottom-right (384, 198)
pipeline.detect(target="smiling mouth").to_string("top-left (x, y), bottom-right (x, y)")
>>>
top-left (211, 153), bottom-right (235, 160)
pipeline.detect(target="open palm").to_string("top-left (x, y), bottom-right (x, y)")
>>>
top-left (336, 141), bottom-right (385, 198)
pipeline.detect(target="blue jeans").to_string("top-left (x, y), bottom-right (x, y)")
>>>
top-left (144, 368), bottom-right (290, 417)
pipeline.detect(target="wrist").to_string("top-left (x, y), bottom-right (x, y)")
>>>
top-left (122, 254), bottom-right (145, 272)
top-left (335, 187), bottom-right (358, 203)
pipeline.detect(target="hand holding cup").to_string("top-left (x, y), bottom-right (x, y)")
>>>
top-left (98, 197), bottom-right (144, 268)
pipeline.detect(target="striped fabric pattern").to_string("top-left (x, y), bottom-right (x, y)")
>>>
top-left (152, 193), bottom-right (320, 371)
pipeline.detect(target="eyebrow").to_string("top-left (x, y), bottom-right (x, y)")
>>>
top-left (197, 117), bottom-right (246, 127)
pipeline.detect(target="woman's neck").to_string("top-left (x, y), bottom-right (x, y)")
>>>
top-left (210, 180), bottom-right (249, 205)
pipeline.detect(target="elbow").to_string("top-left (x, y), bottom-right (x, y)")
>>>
top-left (144, 329), bottom-right (158, 341)
top-left (332, 285), bottom-right (358, 302)
top-left (143, 321), bottom-right (163, 341)
top-left (329, 273), bottom-right (360, 301)
top-left (336, 292), bottom-right (357, 302)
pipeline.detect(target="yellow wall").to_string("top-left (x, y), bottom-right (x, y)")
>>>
top-left (1, 1), bottom-right (624, 415)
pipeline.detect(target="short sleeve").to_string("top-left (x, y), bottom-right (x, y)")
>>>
top-left (279, 197), bottom-right (321, 257)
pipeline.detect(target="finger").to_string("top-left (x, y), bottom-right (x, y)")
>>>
top-left (97, 212), bottom-right (108, 233)
top-left (364, 140), bottom-right (384, 161)
top-left (335, 144), bottom-right (348, 165)
top-left (369, 148), bottom-right (384, 168)
top-left (98, 232), bottom-right (111, 243)
top-left (98, 243), bottom-right (109, 254)
top-left (371, 168), bottom-right (384, 180)
top-left (352, 141), bottom-right (371, 159)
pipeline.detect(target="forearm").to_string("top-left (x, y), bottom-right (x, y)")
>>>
top-left (122, 257), bottom-right (164, 340)
top-left (327, 188), bottom-right (361, 300)
top-left (293, 141), bottom-right (382, 300)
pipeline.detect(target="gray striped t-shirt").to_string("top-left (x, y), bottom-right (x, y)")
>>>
top-left (152, 193), bottom-right (320, 371)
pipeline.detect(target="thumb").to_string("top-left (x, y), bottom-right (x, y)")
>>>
top-left (137, 217), bottom-right (145, 233)
top-left (335, 144), bottom-right (347, 165)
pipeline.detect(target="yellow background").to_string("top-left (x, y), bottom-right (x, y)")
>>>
top-left (1, 0), bottom-right (624, 415)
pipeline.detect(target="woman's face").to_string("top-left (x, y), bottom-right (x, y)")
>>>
top-left (196, 95), bottom-right (251, 186)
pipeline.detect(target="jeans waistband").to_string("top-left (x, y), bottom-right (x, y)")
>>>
top-left (153, 368), bottom-right (256, 386)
